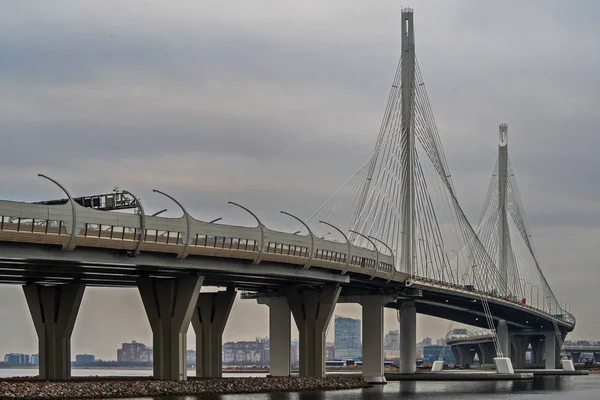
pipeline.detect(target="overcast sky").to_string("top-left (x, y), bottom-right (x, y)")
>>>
top-left (0, 0), bottom-right (599, 361)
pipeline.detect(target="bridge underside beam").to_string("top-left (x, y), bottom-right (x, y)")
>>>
top-left (192, 288), bottom-right (236, 378)
top-left (410, 285), bottom-right (573, 332)
top-left (288, 285), bottom-right (340, 377)
top-left (138, 275), bottom-right (203, 380)
top-left (23, 282), bottom-right (85, 380)
top-left (0, 243), bottom-right (350, 288)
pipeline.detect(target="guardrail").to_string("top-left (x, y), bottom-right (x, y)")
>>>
top-left (0, 198), bottom-right (396, 281)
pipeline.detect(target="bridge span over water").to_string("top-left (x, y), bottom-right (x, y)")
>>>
top-left (0, 8), bottom-right (574, 383)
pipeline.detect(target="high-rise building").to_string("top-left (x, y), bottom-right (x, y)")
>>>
top-left (222, 339), bottom-right (267, 366)
top-left (3, 353), bottom-right (30, 366)
top-left (31, 354), bottom-right (39, 366)
top-left (75, 354), bottom-right (95, 365)
top-left (291, 340), bottom-right (299, 367)
top-left (422, 337), bottom-right (432, 346)
top-left (117, 341), bottom-right (152, 363)
top-left (334, 315), bottom-right (361, 360)
top-left (384, 330), bottom-right (399, 350)
top-left (186, 350), bottom-right (196, 367)
top-left (423, 345), bottom-right (454, 364)
top-left (436, 338), bottom-right (447, 346)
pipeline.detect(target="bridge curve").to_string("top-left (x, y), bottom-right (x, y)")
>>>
top-left (0, 196), bottom-right (574, 335)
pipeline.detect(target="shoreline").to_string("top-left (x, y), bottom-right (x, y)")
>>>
top-left (0, 376), bottom-right (371, 399)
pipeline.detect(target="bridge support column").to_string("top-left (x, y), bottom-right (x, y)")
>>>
top-left (399, 300), bottom-right (417, 373)
top-left (510, 336), bottom-right (529, 369)
top-left (288, 285), bottom-right (340, 377)
top-left (478, 342), bottom-right (496, 366)
top-left (192, 288), bottom-right (236, 378)
top-left (361, 295), bottom-right (386, 383)
top-left (496, 320), bottom-right (509, 358)
top-left (530, 336), bottom-right (545, 367)
top-left (543, 332), bottom-right (559, 369)
top-left (257, 297), bottom-right (291, 376)
top-left (451, 346), bottom-right (461, 366)
top-left (456, 345), bottom-right (475, 368)
top-left (24, 283), bottom-right (85, 380)
top-left (138, 275), bottom-right (203, 380)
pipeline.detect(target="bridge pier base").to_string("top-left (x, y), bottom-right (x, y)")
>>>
top-left (24, 283), bottom-right (85, 380)
top-left (138, 276), bottom-right (203, 380)
top-left (257, 297), bottom-right (291, 376)
top-left (510, 336), bottom-right (529, 369)
top-left (361, 295), bottom-right (386, 383)
top-left (399, 301), bottom-right (417, 373)
top-left (288, 285), bottom-right (340, 377)
top-left (192, 288), bottom-right (236, 378)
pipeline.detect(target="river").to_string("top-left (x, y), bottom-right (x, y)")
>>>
top-left (1, 369), bottom-right (599, 399)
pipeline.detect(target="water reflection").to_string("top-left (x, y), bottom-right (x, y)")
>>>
top-left (108, 375), bottom-right (600, 400)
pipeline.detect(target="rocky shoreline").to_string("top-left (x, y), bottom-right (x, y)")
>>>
top-left (0, 376), bottom-right (371, 399)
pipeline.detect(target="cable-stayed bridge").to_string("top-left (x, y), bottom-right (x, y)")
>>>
top-left (0, 8), bottom-right (574, 382)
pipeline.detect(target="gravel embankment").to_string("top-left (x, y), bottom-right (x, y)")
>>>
top-left (0, 376), bottom-right (370, 399)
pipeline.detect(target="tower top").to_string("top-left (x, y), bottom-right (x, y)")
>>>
top-left (402, 7), bottom-right (414, 13)
top-left (499, 123), bottom-right (508, 147)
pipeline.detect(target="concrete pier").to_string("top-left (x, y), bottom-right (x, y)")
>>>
top-left (138, 275), bottom-right (203, 380)
top-left (23, 283), bottom-right (85, 380)
top-left (192, 288), bottom-right (236, 378)
top-left (510, 336), bottom-right (529, 369)
top-left (288, 285), bottom-right (340, 377)
top-left (544, 332), bottom-right (559, 369)
top-left (497, 319), bottom-right (509, 358)
top-left (258, 297), bottom-right (291, 376)
top-left (361, 295), bottom-right (386, 383)
top-left (399, 301), bottom-right (417, 373)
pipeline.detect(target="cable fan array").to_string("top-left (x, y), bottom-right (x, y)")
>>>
top-left (304, 54), bottom-right (509, 297)
top-left (477, 154), bottom-right (564, 317)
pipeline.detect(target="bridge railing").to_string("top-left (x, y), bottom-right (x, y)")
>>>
top-left (0, 199), bottom-right (396, 280)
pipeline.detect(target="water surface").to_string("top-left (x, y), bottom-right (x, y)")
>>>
top-left (2, 369), bottom-right (598, 399)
